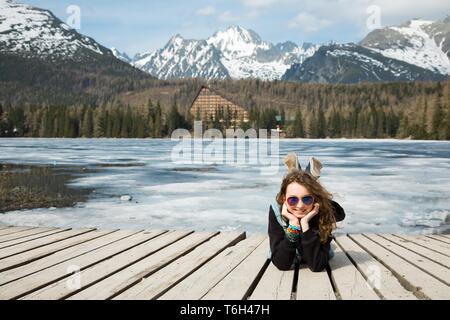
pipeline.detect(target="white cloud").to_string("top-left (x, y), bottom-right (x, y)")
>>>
top-left (289, 12), bottom-right (333, 32)
top-left (369, 0), bottom-right (449, 18)
top-left (241, 0), bottom-right (279, 8)
top-left (219, 11), bottom-right (240, 22)
top-left (282, 0), bottom-right (448, 37)
top-left (286, 0), bottom-right (450, 27)
top-left (196, 6), bottom-right (216, 16)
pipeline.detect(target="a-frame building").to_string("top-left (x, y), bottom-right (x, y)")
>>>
top-left (190, 86), bottom-right (249, 126)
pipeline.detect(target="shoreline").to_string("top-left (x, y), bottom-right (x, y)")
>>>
top-left (1, 137), bottom-right (449, 142)
top-left (0, 163), bottom-right (94, 214)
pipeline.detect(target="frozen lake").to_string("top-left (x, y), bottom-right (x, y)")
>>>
top-left (0, 138), bottom-right (449, 235)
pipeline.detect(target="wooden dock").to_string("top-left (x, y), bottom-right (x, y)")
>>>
top-left (0, 225), bottom-right (449, 300)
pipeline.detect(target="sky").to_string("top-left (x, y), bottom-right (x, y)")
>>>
top-left (24, 0), bottom-right (450, 57)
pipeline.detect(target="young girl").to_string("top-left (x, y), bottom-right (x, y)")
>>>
top-left (268, 155), bottom-right (345, 272)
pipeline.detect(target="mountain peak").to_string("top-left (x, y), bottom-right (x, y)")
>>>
top-left (111, 47), bottom-right (131, 63)
top-left (207, 25), bottom-right (269, 59)
top-left (360, 16), bottom-right (450, 75)
top-left (133, 25), bottom-right (318, 80)
top-left (170, 34), bottom-right (184, 41)
top-left (0, 0), bottom-right (111, 60)
top-left (166, 34), bottom-right (186, 48)
top-left (216, 25), bottom-right (263, 44)
top-left (398, 18), bottom-right (434, 29)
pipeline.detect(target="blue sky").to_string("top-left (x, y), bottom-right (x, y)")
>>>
top-left (25, 0), bottom-right (450, 57)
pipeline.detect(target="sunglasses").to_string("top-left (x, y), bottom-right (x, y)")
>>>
top-left (287, 195), bottom-right (315, 206)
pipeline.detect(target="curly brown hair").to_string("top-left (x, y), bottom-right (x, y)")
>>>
top-left (276, 170), bottom-right (336, 243)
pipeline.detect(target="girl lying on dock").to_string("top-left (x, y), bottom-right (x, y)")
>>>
top-left (268, 153), bottom-right (346, 272)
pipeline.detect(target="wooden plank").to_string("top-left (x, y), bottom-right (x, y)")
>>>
top-left (365, 234), bottom-right (450, 286)
top-left (0, 229), bottom-right (95, 259)
top-left (0, 229), bottom-right (131, 274)
top-left (158, 232), bottom-right (255, 300)
top-left (22, 230), bottom-right (192, 300)
top-left (0, 230), bottom-right (165, 300)
top-left (0, 227), bottom-right (59, 243)
top-left (0, 229), bottom-right (68, 249)
top-left (114, 232), bottom-right (246, 300)
top-left (329, 241), bottom-right (379, 300)
top-left (202, 237), bottom-right (269, 300)
top-left (379, 234), bottom-right (450, 269)
top-left (249, 261), bottom-right (294, 300)
top-left (396, 235), bottom-right (450, 257)
top-left (296, 265), bottom-right (336, 300)
top-left (0, 227), bottom-right (36, 237)
top-left (67, 231), bottom-right (221, 300)
top-left (334, 235), bottom-right (417, 300)
top-left (0, 229), bottom-right (123, 286)
top-left (349, 234), bottom-right (450, 300)
top-left (426, 235), bottom-right (450, 245)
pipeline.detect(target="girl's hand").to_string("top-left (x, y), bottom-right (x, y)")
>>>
top-left (281, 203), bottom-right (300, 227)
top-left (302, 203), bottom-right (320, 224)
top-left (300, 203), bottom-right (320, 232)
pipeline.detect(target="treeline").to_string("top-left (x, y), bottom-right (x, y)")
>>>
top-left (0, 100), bottom-right (191, 138)
top-left (1, 95), bottom-right (449, 139)
top-left (0, 78), bottom-right (449, 140)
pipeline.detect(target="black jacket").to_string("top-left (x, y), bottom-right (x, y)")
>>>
top-left (268, 200), bottom-right (345, 272)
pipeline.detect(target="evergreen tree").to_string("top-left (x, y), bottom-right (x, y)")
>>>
top-left (397, 114), bottom-right (410, 138)
top-left (121, 108), bottom-right (132, 138)
top-left (376, 108), bottom-right (386, 138)
top-left (431, 100), bottom-right (444, 140)
top-left (280, 108), bottom-right (286, 127)
top-left (317, 107), bottom-right (326, 138)
top-left (386, 108), bottom-right (398, 137)
top-left (308, 110), bottom-right (318, 138)
top-left (417, 101), bottom-right (428, 139)
top-left (445, 107), bottom-right (450, 140)
top-left (7, 107), bottom-right (25, 136)
top-left (63, 111), bottom-right (78, 138)
top-left (93, 108), bottom-right (106, 138)
top-left (292, 109), bottom-right (305, 138)
top-left (82, 108), bottom-right (94, 138)
top-left (111, 109), bottom-right (122, 137)
top-left (153, 101), bottom-right (162, 138)
top-left (328, 108), bottom-right (341, 138)
top-left (167, 102), bottom-right (184, 135)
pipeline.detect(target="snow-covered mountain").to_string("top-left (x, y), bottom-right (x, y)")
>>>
top-left (0, 0), bottom-right (113, 61)
top-left (206, 26), bottom-right (318, 79)
top-left (3, 0), bottom-right (448, 84)
top-left (132, 26), bottom-right (319, 80)
top-left (360, 17), bottom-right (450, 75)
top-left (0, 0), bottom-right (151, 101)
top-left (111, 48), bottom-right (131, 63)
top-left (282, 43), bottom-right (448, 83)
top-left (132, 35), bottom-right (229, 79)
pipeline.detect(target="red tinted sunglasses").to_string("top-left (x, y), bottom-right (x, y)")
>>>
top-left (287, 195), bottom-right (315, 206)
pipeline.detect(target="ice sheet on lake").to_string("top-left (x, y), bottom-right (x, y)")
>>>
top-left (0, 138), bottom-right (449, 235)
